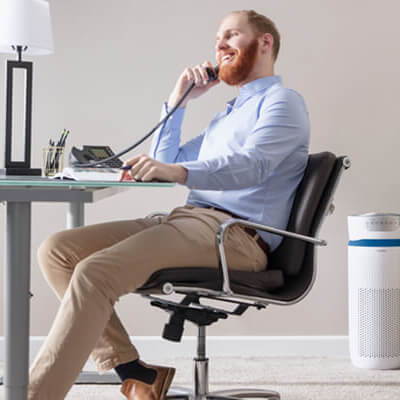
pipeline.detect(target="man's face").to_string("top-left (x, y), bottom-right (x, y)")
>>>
top-left (215, 14), bottom-right (260, 86)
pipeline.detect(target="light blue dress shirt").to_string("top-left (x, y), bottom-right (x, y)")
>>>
top-left (149, 75), bottom-right (310, 252)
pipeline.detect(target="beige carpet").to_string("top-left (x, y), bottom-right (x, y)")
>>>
top-left (1, 356), bottom-right (400, 399)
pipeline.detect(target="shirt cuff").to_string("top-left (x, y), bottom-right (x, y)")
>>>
top-left (176, 160), bottom-right (209, 189)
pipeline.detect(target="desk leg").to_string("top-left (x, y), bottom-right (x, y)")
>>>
top-left (67, 201), bottom-right (84, 228)
top-left (4, 202), bottom-right (31, 400)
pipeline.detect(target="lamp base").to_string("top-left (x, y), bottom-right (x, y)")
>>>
top-left (0, 167), bottom-right (42, 176)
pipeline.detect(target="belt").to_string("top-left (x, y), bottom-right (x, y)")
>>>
top-left (206, 206), bottom-right (270, 255)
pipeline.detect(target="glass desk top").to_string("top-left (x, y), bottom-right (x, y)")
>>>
top-left (0, 176), bottom-right (176, 188)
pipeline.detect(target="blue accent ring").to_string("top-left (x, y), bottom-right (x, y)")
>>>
top-left (348, 239), bottom-right (400, 247)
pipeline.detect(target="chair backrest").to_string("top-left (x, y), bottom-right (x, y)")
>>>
top-left (269, 152), bottom-right (345, 277)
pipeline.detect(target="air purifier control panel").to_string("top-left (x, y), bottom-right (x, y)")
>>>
top-left (364, 214), bottom-right (400, 232)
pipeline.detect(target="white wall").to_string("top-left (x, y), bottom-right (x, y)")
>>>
top-left (0, 0), bottom-right (399, 338)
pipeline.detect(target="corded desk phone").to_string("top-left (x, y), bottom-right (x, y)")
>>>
top-left (70, 145), bottom-right (123, 168)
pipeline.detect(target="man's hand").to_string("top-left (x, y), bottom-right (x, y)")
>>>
top-left (119, 154), bottom-right (188, 184)
top-left (168, 61), bottom-right (220, 109)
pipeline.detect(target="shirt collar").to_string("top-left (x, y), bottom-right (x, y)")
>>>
top-left (227, 75), bottom-right (282, 110)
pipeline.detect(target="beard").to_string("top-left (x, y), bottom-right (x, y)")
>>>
top-left (218, 38), bottom-right (259, 86)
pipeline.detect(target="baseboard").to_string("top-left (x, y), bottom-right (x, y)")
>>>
top-left (0, 336), bottom-right (349, 370)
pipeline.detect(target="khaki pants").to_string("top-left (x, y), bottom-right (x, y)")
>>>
top-left (28, 205), bottom-right (267, 399)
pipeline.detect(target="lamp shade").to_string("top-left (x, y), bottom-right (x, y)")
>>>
top-left (0, 0), bottom-right (54, 55)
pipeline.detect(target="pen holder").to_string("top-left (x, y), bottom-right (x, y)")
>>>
top-left (42, 146), bottom-right (64, 177)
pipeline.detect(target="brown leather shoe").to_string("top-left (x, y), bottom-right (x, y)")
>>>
top-left (120, 364), bottom-right (176, 400)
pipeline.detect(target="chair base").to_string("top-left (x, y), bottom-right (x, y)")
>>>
top-left (69, 324), bottom-right (281, 400)
top-left (167, 387), bottom-right (280, 400)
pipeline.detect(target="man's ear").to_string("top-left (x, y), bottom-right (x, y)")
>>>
top-left (259, 32), bottom-right (274, 54)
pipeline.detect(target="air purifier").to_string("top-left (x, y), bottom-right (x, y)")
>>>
top-left (348, 213), bottom-right (400, 369)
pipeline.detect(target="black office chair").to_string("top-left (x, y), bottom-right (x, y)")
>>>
top-left (136, 152), bottom-right (350, 400)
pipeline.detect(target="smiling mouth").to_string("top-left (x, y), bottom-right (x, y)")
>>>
top-left (221, 53), bottom-right (236, 64)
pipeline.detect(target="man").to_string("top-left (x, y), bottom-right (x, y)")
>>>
top-left (28, 9), bottom-right (309, 400)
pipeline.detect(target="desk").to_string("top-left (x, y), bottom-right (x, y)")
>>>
top-left (0, 176), bottom-right (174, 400)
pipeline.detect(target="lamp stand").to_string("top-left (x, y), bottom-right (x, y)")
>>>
top-left (2, 47), bottom-right (41, 176)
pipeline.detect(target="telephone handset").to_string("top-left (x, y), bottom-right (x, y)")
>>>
top-left (206, 66), bottom-right (219, 81)
top-left (70, 145), bottom-right (123, 168)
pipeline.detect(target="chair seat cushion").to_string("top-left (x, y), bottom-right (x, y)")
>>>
top-left (136, 267), bottom-right (285, 296)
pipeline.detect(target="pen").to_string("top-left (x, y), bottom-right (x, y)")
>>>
top-left (46, 139), bottom-right (52, 170)
top-left (56, 129), bottom-right (66, 147)
top-left (120, 165), bottom-right (133, 170)
top-left (49, 139), bottom-right (55, 169)
top-left (51, 130), bottom-right (64, 169)
top-left (51, 129), bottom-right (69, 170)
top-left (61, 130), bottom-right (69, 147)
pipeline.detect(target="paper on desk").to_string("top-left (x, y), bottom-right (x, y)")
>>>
top-left (52, 167), bottom-right (121, 181)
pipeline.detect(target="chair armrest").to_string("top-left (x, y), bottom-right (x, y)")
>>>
top-left (219, 218), bottom-right (327, 246)
top-left (215, 218), bottom-right (326, 295)
top-left (144, 212), bottom-right (326, 296)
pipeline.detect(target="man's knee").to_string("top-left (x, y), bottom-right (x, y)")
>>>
top-left (37, 230), bottom-right (73, 272)
top-left (71, 254), bottom-right (123, 304)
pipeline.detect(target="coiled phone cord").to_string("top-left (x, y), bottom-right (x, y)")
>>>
top-left (76, 67), bottom-right (218, 168)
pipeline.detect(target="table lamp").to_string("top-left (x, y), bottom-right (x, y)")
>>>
top-left (0, 0), bottom-right (54, 175)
